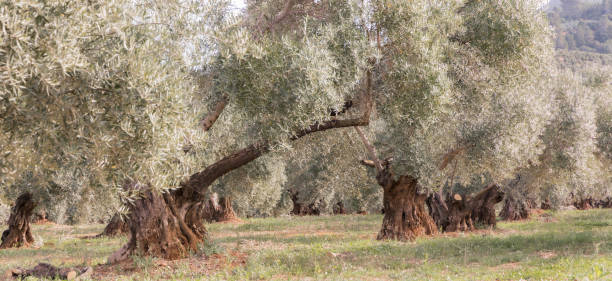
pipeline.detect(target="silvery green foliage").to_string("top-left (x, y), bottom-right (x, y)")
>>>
top-left (201, 0), bottom-right (373, 145)
top-left (214, 154), bottom-right (288, 218)
top-left (284, 128), bottom-right (382, 214)
top-left (0, 0), bottom-right (220, 192)
top-left (0, 201), bottom-right (9, 224)
top-left (590, 66), bottom-right (612, 202)
top-left (1, 168), bottom-right (120, 224)
top-left (516, 68), bottom-right (611, 207)
top-left (367, 0), bottom-right (555, 191)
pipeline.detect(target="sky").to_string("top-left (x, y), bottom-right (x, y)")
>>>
top-left (231, 0), bottom-right (246, 10)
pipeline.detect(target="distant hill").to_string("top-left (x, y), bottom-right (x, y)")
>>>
top-left (547, 0), bottom-right (612, 54)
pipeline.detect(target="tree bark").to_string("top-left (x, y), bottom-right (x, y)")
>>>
top-left (109, 187), bottom-right (208, 262)
top-left (541, 199), bottom-right (552, 210)
top-left (1, 193), bottom-right (36, 249)
top-left (201, 193), bottom-right (240, 222)
top-left (97, 213), bottom-right (129, 238)
top-left (594, 197), bottom-right (612, 208)
top-left (427, 184), bottom-right (503, 232)
top-left (290, 192), bottom-right (321, 216)
top-left (469, 185), bottom-right (504, 228)
top-left (216, 197), bottom-right (239, 222)
top-left (499, 194), bottom-right (530, 221)
top-left (377, 175), bottom-right (437, 240)
top-left (574, 198), bottom-right (594, 210)
top-left (356, 128), bottom-right (437, 240)
top-left (333, 201), bottom-right (346, 215)
top-left (31, 209), bottom-right (47, 224)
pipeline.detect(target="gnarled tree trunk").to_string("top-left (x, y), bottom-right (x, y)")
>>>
top-left (201, 193), bottom-right (240, 222)
top-left (594, 197), bottom-right (612, 208)
top-left (333, 201), bottom-right (346, 214)
top-left (541, 199), bottom-right (552, 210)
top-left (573, 198), bottom-right (594, 210)
top-left (377, 175), bottom-right (437, 240)
top-left (1, 193), bottom-right (36, 249)
top-left (109, 187), bottom-right (209, 262)
top-left (31, 209), bottom-right (47, 224)
top-left (217, 197), bottom-right (238, 222)
top-left (499, 194), bottom-right (529, 221)
top-left (97, 213), bottom-right (129, 237)
top-left (290, 191), bottom-right (321, 216)
top-left (355, 128), bottom-right (437, 240)
top-left (470, 185), bottom-right (504, 227)
top-left (427, 184), bottom-right (503, 232)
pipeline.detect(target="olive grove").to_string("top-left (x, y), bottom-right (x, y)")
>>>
top-left (1, 0), bottom-right (611, 263)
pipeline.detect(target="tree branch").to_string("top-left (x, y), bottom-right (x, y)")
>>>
top-left (181, 69), bottom-right (374, 199)
top-left (272, 0), bottom-right (295, 26)
top-left (354, 127), bottom-right (382, 172)
top-left (291, 70), bottom-right (372, 140)
top-left (360, 159), bottom-right (375, 167)
top-left (439, 147), bottom-right (465, 170)
top-left (200, 95), bottom-right (229, 131)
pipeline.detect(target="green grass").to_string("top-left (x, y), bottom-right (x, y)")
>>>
top-left (2, 209), bottom-right (612, 280)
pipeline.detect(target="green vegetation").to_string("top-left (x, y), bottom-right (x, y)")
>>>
top-left (2, 209), bottom-right (612, 280)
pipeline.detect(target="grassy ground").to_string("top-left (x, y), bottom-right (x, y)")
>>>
top-left (1, 209), bottom-right (612, 280)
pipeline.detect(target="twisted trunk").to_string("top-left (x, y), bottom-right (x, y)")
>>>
top-left (574, 198), bottom-right (594, 210)
top-left (470, 185), bottom-right (504, 227)
top-left (97, 214), bottom-right (129, 237)
top-left (201, 193), bottom-right (240, 222)
top-left (427, 184), bottom-right (503, 232)
top-left (333, 201), bottom-right (346, 215)
top-left (355, 128), bottom-right (436, 240)
top-left (31, 209), bottom-right (47, 224)
top-left (377, 175), bottom-right (437, 240)
top-left (594, 198), bottom-right (612, 208)
top-left (1, 193), bottom-right (36, 249)
top-left (109, 188), bottom-right (209, 262)
top-left (499, 194), bottom-right (530, 221)
top-left (290, 192), bottom-right (321, 216)
top-left (217, 197), bottom-right (239, 222)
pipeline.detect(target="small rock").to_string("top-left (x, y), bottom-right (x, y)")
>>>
top-left (66, 270), bottom-right (77, 280)
top-left (75, 267), bottom-right (93, 281)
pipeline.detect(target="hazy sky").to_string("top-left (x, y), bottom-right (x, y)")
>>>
top-left (231, 0), bottom-right (246, 9)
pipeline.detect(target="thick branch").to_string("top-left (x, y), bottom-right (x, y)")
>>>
top-left (182, 142), bottom-right (268, 194)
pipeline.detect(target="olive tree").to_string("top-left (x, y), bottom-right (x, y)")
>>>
top-left (3, 0), bottom-right (378, 258)
top-left (350, 0), bottom-right (555, 239)
top-left (500, 70), bottom-right (607, 219)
